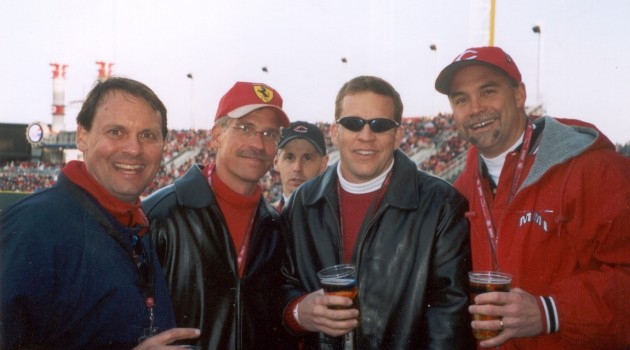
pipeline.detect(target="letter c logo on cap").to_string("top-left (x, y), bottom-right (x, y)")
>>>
top-left (454, 49), bottom-right (479, 62)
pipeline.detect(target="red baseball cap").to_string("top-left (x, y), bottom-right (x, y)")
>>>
top-left (435, 46), bottom-right (522, 94)
top-left (214, 82), bottom-right (290, 127)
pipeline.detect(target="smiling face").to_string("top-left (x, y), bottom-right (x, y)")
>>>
top-left (448, 64), bottom-right (528, 158)
top-left (332, 91), bottom-right (403, 183)
top-left (77, 90), bottom-right (165, 203)
top-left (275, 138), bottom-right (328, 196)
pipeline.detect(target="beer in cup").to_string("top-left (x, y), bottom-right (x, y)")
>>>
top-left (317, 264), bottom-right (358, 309)
top-left (468, 271), bottom-right (512, 340)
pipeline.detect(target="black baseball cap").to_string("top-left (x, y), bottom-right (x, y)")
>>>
top-left (278, 121), bottom-right (326, 156)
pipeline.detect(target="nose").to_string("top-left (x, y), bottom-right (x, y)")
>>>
top-left (356, 123), bottom-right (376, 141)
top-left (293, 158), bottom-right (304, 172)
top-left (123, 136), bottom-right (142, 157)
top-left (469, 96), bottom-right (484, 115)
top-left (248, 131), bottom-right (266, 150)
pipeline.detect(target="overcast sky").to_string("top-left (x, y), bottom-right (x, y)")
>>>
top-left (1, 0), bottom-right (629, 144)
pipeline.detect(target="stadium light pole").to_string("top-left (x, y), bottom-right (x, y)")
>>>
top-left (532, 25), bottom-right (542, 108)
top-left (341, 57), bottom-right (349, 80)
top-left (187, 73), bottom-right (194, 130)
top-left (430, 44), bottom-right (437, 115)
top-left (261, 66), bottom-right (270, 85)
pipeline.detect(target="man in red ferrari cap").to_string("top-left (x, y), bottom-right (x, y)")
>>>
top-left (436, 46), bottom-right (630, 349)
top-left (143, 82), bottom-right (296, 349)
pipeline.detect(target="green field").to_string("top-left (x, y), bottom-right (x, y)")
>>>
top-left (0, 191), bottom-right (31, 212)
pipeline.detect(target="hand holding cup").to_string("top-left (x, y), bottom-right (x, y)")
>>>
top-left (468, 271), bottom-right (512, 340)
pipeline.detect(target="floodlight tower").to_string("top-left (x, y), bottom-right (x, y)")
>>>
top-left (50, 63), bottom-right (68, 133)
top-left (532, 25), bottom-right (542, 108)
top-left (430, 44), bottom-right (438, 115)
top-left (96, 61), bottom-right (114, 82)
top-left (187, 73), bottom-right (195, 129)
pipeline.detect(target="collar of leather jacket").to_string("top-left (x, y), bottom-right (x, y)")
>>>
top-left (303, 149), bottom-right (420, 211)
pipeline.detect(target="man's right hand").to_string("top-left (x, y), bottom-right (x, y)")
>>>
top-left (133, 328), bottom-right (200, 350)
top-left (297, 289), bottom-right (360, 337)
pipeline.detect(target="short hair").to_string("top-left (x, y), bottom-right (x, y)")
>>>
top-left (214, 115), bottom-right (231, 129)
top-left (76, 77), bottom-right (168, 139)
top-left (334, 76), bottom-right (403, 123)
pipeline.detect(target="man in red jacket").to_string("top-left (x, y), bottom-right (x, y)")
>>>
top-left (435, 46), bottom-right (630, 349)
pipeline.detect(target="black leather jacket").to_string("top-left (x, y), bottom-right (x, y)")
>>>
top-left (143, 165), bottom-right (296, 350)
top-left (281, 150), bottom-right (475, 349)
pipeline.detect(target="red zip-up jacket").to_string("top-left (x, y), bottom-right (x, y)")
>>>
top-left (455, 116), bottom-right (630, 349)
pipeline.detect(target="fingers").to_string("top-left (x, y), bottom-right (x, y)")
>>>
top-left (134, 328), bottom-right (201, 349)
top-left (155, 328), bottom-right (201, 344)
top-left (470, 288), bottom-right (544, 347)
top-left (472, 290), bottom-right (506, 305)
top-left (298, 292), bottom-right (359, 336)
top-left (315, 315), bottom-right (359, 337)
top-left (322, 295), bottom-right (355, 310)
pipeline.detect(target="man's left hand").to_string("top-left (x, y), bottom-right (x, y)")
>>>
top-left (469, 287), bottom-right (544, 348)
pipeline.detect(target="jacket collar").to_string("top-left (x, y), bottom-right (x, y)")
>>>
top-left (174, 164), bottom-right (215, 208)
top-left (304, 149), bottom-right (419, 211)
top-left (173, 163), bottom-right (279, 219)
top-left (521, 116), bottom-right (597, 189)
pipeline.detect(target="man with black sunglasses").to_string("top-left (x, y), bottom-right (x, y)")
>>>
top-left (0, 77), bottom-right (199, 349)
top-left (280, 75), bottom-right (474, 349)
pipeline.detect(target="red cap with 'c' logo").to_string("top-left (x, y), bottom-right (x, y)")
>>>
top-left (434, 46), bottom-right (522, 95)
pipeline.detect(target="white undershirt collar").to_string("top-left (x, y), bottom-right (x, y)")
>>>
top-left (480, 132), bottom-right (525, 186)
top-left (337, 160), bottom-right (395, 194)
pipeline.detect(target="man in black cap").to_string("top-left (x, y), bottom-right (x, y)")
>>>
top-left (274, 121), bottom-right (328, 211)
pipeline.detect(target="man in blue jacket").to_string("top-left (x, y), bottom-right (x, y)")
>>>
top-left (0, 77), bottom-right (199, 349)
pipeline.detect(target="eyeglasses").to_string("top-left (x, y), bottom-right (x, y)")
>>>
top-left (233, 124), bottom-right (281, 143)
top-left (337, 116), bottom-right (400, 133)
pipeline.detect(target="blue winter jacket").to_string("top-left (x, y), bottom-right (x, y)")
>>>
top-left (0, 173), bottom-right (175, 349)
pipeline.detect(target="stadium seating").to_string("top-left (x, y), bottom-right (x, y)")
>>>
top-left (0, 114), bottom-right (469, 204)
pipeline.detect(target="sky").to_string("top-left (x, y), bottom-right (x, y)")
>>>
top-left (1, 0), bottom-right (629, 144)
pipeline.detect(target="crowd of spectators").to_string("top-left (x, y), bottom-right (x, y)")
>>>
top-left (142, 129), bottom-right (214, 196)
top-left (1, 116), bottom-right (468, 202)
top-left (420, 134), bottom-right (468, 175)
top-left (0, 161), bottom-right (60, 193)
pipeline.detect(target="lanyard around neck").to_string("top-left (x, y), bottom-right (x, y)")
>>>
top-left (206, 163), bottom-right (257, 277)
top-left (475, 119), bottom-right (534, 271)
top-left (64, 178), bottom-right (159, 338)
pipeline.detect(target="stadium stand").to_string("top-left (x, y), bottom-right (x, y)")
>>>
top-left (3, 110), bottom-right (628, 212)
top-left (1, 114), bottom-right (469, 207)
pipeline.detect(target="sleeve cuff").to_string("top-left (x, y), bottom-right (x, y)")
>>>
top-left (537, 295), bottom-right (560, 334)
top-left (283, 294), bottom-right (309, 333)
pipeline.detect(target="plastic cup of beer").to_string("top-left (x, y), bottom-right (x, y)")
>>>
top-left (468, 271), bottom-right (512, 340)
top-left (317, 264), bottom-right (358, 309)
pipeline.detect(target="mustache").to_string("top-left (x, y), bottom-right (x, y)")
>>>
top-left (464, 111), bottom-right (500, 128)
top-left (235, 149), bottom-right (273, 161)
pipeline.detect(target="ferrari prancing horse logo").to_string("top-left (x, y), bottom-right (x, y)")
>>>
top-left (253, 85), bottom-right (273, 103)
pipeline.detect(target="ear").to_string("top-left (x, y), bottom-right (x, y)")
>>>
top-left (330, 122), bottom-right (340, 147)
top-left (273, 154), bottom-right (280, 170)
top-left (76, 125), bottom-right (88, 152)
top-left (210, 124), bottom-right (224, 149)
top-left (393, 123), bottom-right (405, 149)
top-left (320, 154), bottom-right (329, 173)
top-left (515, 82), bottom-right (527, 109)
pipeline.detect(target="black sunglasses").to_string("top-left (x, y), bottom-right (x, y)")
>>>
top-left (337, 116), bottom-right (400, 133)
